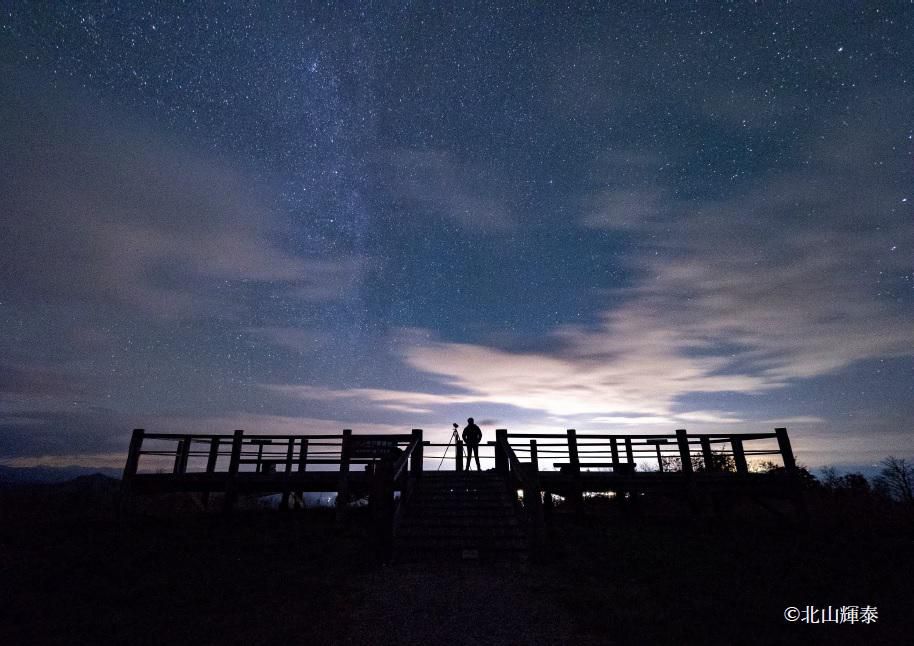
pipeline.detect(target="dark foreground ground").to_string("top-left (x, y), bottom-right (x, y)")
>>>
top-left (1, 479), bottom-right (911, 645)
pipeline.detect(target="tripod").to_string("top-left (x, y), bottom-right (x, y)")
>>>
top-left (437, 423), bottom-right (461, 471)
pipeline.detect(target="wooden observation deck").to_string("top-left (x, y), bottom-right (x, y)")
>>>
top-left (121, 427), bottom-right (804, 560)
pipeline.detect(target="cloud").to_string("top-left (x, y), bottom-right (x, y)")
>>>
top-left (262, 384), bottom-right (489, 415)
top-left (140, 412), bottom-right (411, 437)
top-left (376, 104), bottom-right (914, 426)
top-left (378, 149), bottom-right (516, 232)
top-left (245, 328), bottom-right (322, 355)
top-left (0, 72), bottom-right (362, 320)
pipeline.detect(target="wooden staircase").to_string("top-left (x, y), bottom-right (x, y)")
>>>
top-left (394, 471), bottom-right (528, 562)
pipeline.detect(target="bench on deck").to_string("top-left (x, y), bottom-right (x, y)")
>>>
top-left (553, 462), bottom-right (636, 475)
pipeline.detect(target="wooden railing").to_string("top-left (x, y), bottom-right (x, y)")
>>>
top-left (495, 427), bottom-right (795, 476)
top-left (492, 427), bottom-right (802, 533)
top-left (122, 426), bottom-right (802, 549)
top-left (496, 433), bottom-right (546, 553)
top-left (121, 428), bottom-right (424, 514)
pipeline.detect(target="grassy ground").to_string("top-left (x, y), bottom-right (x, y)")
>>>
top-left (1, 482), bottom-right (911, 645)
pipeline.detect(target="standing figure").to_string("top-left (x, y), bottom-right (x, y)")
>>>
top-left (462, 417), bottom-right (482, 471)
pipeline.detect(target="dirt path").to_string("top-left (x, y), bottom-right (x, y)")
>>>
top-left (340, 564), bottom-right (610, 646)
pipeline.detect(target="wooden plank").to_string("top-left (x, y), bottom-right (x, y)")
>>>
top-left (122, 428), bottom-right (144, 481)
top-left (676, 429), bottom-right (693, 475)
top-left (280, 437), bottom-right (296, 510)
top-left (495, 429), bottom-right (508, 474)
top-left (567, 429), bottom-right (582, 509)
top-left (298, 438), bottom-right (310, 472)
top-left (223, 429), bottom-right (244, 513)
top-left (732, 437), bottom-right (748, 474)
top-left (202, 437), bottom-right (221, 509)
top-left (410, 429), bottom-right (423, 477)
top-left (700, 436), bottom-right (714, 472)
top-left (775, 427), bottom-right (796, 473)
top-left (335, 429), bottom-right (352, 526)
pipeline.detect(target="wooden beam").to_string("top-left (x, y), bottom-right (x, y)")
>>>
top-left (122, 428), bottom-right (144, 482)
top-left (202, 437), bottom-right (221, 509)
top-left (410, 429), bottom-right (423, 478)
top-left (223, 430), bottom-right (244, 513)
top-left (495, 429), bottom-right (508, 474)
top-left (173, 437), bottom-right (191, 475)
top-left (676, 429), bottom-right (693, 475)
top-left (335, 429), bottom-right (352, 526)
top-left (731, 437), bottom-right (748, 475)
top-left (700, 436), bottom-right (714, 472)
top-left (280, 437), bottom-right (295, 510)
top-left (775, 427), bottom-right (796, 473)
top-left (567, 429), bottom-right (582, 508)
top-left (528, 439), bottom-right (545, 554)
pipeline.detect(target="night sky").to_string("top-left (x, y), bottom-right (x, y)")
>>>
top-left (2, 3), bottom-right (912, 471)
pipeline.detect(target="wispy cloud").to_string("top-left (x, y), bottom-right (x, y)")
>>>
top-left (378, 149), bottom-right (516, 232)
top-left (0, 74), bottom-right (362, 321)
top-left (373, 105), bottom-right (914, 426)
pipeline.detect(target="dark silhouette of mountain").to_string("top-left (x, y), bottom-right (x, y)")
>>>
top-left (0, 464), bottom-right (121, 485)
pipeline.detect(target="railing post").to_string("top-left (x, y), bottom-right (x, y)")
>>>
top-left (119, 428), bottom-right (144, 516)
top-left (369, 457), bottom-right (395, 562)
top-left (528, 440), bottom-right (545, 554)
top-left (677, 429), bottom-right (702, 515)
top-left (775, 427), bottom-right (796, 474)
top-left (610, 437), bottom-right (619, 467)
top-left (173, 436), bottom-right (191, 474)
top-left (223, 429), bottom-right (244, 513)
top-left (295, 438), bottom-right (309, 509)
top-left (206, 438), bottom-right (221, 473)
top-left (335, 429), bottom-right (352, 526)
top-left (298, 438), bottom-right (310, 471)
top-left (567, 429), bottom-right (582, 509)
top-left (410, 429), bottom-right (423, 478)
top-left (676, 429), bottom-right (693, 475)
top-left (280, 437), bottom-right (296, 511)
top-left (775, 427), bottom-right (807, 523)
top-left (731, 437), bottom-right (748, 475)
top-left (202, 437), bottom-right (221, 509)
top-left (495, 429), bottom-right (508, 475)
top-left (122, 428), bottom-right (144, 482)
top-left (700, 437), bottom-right (714, 472)
top-left (623, 436), bottom-right (639, 517)
top-left (456, 439), bottom-right (464, 472)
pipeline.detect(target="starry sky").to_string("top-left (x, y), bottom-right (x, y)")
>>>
top-left (2, 2), bottom-right (913, 472)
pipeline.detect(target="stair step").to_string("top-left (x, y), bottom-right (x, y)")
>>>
top-left (395, 537), bottom-right (528, 551)
top-left (393, 548), bottom-right (528, 564)
top-left (394, 472), bottom-right (528, 563)
top-left (399, 516), bottom-right (520, 528)
top-left (397, 526), bottom-right (526, 539)
top-left (405, 504), bottom-right (515, 514)
top-left (402, 512), bottom-right (520, 523)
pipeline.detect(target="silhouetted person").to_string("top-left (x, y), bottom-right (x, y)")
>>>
top-left (462, 417), bottom-right (482, 471)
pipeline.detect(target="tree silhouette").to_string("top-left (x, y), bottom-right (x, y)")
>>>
top-left (872, 456), bottom-right (914, 505)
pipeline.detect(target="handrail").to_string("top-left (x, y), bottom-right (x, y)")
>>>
top-left (497, 436), bottom-right (534, 489)
top-left (142, 432), bottom-right (345, 440)
top-left (391, 435), bottom-right (420, 483)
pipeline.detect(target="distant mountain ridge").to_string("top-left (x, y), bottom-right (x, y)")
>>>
top-left (0, 464), bottom-right (122, 485)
